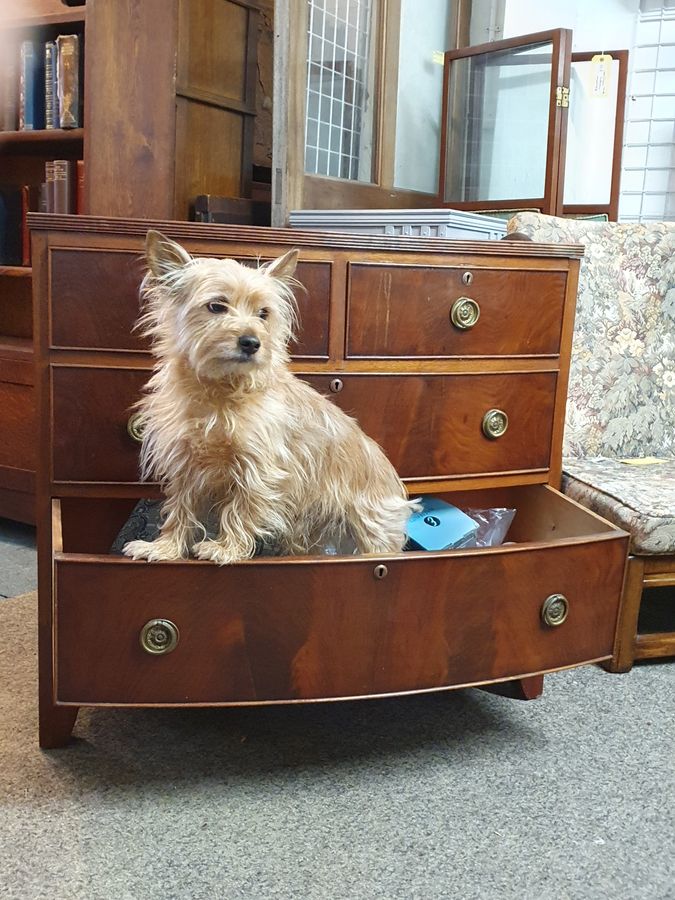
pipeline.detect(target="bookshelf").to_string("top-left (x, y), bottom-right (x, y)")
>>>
top-left (0, 0), bottom-right (261, 524)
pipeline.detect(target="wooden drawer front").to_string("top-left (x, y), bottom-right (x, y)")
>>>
top-left (51, 368), bottom-right (556, 484)
top-left (49, 249), bottom-right (330, 357)
top-left (303, 373), bottom-right (557, 479)
top-left (54, 534), bottom-right (626, 705)
top-left (346, 263), bottom-right (567, 358)
top-left (52, 366), bottom-right (148, 483)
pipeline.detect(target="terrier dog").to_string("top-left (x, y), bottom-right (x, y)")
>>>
top-left (122, 231), bottom-right (416, 564)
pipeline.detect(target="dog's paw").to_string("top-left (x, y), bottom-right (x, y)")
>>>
top-left (122, 538), bottom-right (187, 562)
top-left (191, 539), bottom-right (243, 565)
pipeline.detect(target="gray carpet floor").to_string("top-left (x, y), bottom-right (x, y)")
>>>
top-left (1, 588), bottom-right (674, 900)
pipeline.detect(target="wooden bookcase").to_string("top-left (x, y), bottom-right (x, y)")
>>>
top-left (0, 0), bottom-right (260, 524)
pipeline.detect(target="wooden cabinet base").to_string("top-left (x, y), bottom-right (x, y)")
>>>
top-left (39, 704), bottom-right (79, 750)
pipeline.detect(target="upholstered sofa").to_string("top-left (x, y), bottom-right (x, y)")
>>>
top-left (508, 212), bottom-right (675, 671)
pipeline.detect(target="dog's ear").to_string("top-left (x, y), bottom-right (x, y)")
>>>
top-left (145, 230), bottom-right (192, 277)
top-left (264, 248), bottom-right (299, 281)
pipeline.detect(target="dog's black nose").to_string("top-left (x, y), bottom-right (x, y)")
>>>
top-left (238, 335), bottom-right (261, 355)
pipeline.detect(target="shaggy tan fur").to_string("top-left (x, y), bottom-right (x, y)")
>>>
top-left (123, 230), bottom-right (416, 564)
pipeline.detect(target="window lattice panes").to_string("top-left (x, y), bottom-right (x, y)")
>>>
top-left (620, 6), bottom-right (675, 221)
top-left (305, 0), bottom-right (376, 181)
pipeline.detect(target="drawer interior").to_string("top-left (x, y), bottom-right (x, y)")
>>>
top-left (54, 485), bottom-right (623, 560)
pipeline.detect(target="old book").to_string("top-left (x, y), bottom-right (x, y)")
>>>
top-left (45, 160), bottom-right (55, 213)
top-left (75, 159), bottom-right (85, 214)
top-left (52, 160), bottom-right (73, 213)
top-left (19, 41), bottom-right (46, 131)
top-left (1, 41), bottom-right (19, 131)
top-left (44, 41), bottom-right (59, 130)
top-left (21, 186), bottom-right (31, 266)
top-left (56, 35), bottom-right (80, 129)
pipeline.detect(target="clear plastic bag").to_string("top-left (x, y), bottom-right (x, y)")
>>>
top-left (463, 508), bottom-right (516, 548)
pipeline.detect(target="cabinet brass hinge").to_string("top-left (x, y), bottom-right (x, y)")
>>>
top-left (556, 85), bottom-right (570, 108)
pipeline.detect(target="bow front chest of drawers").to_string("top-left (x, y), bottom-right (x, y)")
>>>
top-left (30, 214), bottom-right (629, 747)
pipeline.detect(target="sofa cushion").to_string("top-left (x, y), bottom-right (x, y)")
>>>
top-left (562, 456), bottom-right (675, 555)
top-left (508, 213), bottom-right (675, 460)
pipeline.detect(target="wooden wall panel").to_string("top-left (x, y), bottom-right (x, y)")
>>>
top-left (84, 0), bottom-right (178, 218)
top-left (178, 0), bottom-right (249, 101)
top-left (174, 99), bottom-right (245, 219)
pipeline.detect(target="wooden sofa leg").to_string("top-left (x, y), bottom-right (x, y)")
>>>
top-left (603, 556), bottom-right (645, 674)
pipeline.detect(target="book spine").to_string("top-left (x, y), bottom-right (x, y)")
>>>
top-left (75, 159), bottom-right (85, 214)
top-left (1, 47), bottom-right (18, 131)
top-left (19, 42), bottom-right (33, 130)
top-left (45, 41), bottom-right (57, 130)
top-left (45, 160), bottom-right (55, 213)
top-left (53, 159), bottom-right (73, 213)
top-left (21, 186), bottom-right (31, 266)
top-left (56, 35), bottom-right (80, 129)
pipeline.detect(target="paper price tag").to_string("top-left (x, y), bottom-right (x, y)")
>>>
top-left (432, 50), bottom-right (445, 65)
top-left (590, 53), bottom-right (613, 98)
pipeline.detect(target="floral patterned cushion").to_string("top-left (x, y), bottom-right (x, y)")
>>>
top-left (507, 213), bottom-right (675, 459)
top-left (562, 456), bottom-right (675, 555)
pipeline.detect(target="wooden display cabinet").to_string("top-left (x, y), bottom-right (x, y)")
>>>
top-left (0, 0), bottom-right (260, 523)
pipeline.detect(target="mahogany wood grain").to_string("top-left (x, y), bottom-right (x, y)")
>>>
top-left (49, 249), bottom-right (330, 358)
top-left (304, 372), bottom-right (557, 479)
top-left (51, 366), bottom-right (149, 483)
top-left (0, 382), bottom-right (37, 474)
top-left (50, 368), bottom-right (558, 483)
top-left (346, 263), bottom-right (567, 358)
top-left (27, 214), bottom-right (585, 259)
top-left (54, 535), bottom-right (627, 705)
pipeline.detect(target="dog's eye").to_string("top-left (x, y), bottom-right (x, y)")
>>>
top-left (259, 308), bottom-right (270, 320)
top-left (206, 301), bottom-right (229, 314)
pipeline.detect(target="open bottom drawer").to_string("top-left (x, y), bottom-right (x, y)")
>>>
top-left (52, 486), bottom-right (629, 705)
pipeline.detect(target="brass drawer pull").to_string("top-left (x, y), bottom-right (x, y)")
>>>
top-left (127, 412), bottom-right (145, 444)
top-left (140, 619), bottom-right (180, 655)
top-left (450, 297), bottom-right (480, 330)
top-left (330, 378), bottom-right (344, 393)
top-left (482, 409), bottom-right (509, 439)
top-left (541, 594), bottom-right (569, 627)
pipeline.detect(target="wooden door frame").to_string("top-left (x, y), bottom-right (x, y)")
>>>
top-left (272, 0), bottom-right (468, 226)
top-left (438, 28), bottom-right (573, 216)
top-left (562, 50), bottom-right (629, 222)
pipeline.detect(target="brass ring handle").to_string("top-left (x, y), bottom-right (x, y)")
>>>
top-left (482, 409), bottom-right (509, 439)
top-left (330, 378), bottom-right (344, 393)
top-left (127, 412), bottom-right (145, 444)
top-left (450, 297), bottom-right (481, 330)
top-left (541, 594), bottom-right (569, 627)
top-left (140, 619), bottom-right (180, 655)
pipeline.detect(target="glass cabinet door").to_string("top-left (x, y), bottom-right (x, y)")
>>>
top-left (440, 29), bottom-right (572, 215)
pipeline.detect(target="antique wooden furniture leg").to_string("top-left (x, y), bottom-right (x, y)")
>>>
top-left (39, 703), bottom-right (79, 750)
top-left (604, 556), bottom-right (645, 674)
top-left (605, 555), bottom-right (675, 672)
top-left (480, 675), bottom-right (545, 701)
